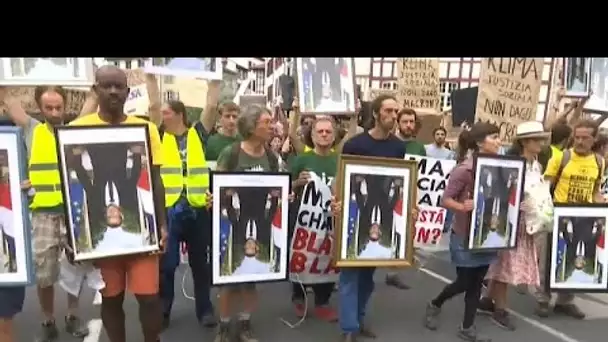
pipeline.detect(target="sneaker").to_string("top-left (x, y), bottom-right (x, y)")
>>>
top-left (237, 319), bottom-right (259, 342)
top-left (294, 302), bottom-right (306, 318)
top-left (534, 302), bottom-right (550, 318)
top-left (385, 274), bottom-right (410, 290)
top-left (477, 297), bottom-right (495, 315)
top-left (213, 321), bottom-right (231, 342)
top-left (35, 321), bottom-right (59, 342)
top-left (457, 325), bottom-right (491, 342)
top-left (423, 302), bottom-right (441, 331)
top-left (65, 315), bottom-right (89, 337)
top-left (553, 303), bottom-right (586, 320)
top-left (491, 309), bottom-right (515, 331)
top-left (314, 305), bottom-right (338, 322)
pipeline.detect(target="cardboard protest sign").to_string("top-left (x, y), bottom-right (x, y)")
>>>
top-left (475, 58), bottom-right (543, 143)
top-left (368, 89), bottom-right (397, 101)
top-left (289, 172), bottom-right (339, 284)
top-left (396, 58), bottom-right (441, 112)
top-left (238, 94), bottom-right (266, 107)
top-left (0, 87), bottom-right (87, 115)
top-left (405, 154), bottom-right (456, 249)
top-left (125, 69), bottom-right (146, 87)
top-left (124, 84), bottom-right (150, 116)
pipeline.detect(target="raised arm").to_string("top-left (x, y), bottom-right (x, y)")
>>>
top-left (288, 98), bottom-right (305, 154)
top-left (200, 80), bottom-right (221, 132)
top-left (145, 74), bottom-right (162, 126)
top-left (1, 88), bottom-right (33, 128)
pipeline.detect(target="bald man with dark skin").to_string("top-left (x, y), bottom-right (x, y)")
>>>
top-left (69, 65), bottom-right (168, 342)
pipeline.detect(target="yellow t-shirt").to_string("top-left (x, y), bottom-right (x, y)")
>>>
top-left (544, 149), bottom-right (605, 203)
top-left (68, 114), bottom-right (163, 166)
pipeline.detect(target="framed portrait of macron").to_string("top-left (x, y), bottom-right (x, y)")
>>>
top-left (55, 125), bottom-right (160, 261)
top-left (467, 154), bottom-right (525, 251)
top-left (563, 57), bottom-right (592, 98)
top-left (210, 172), bottom-right (290, 285)
top-left (0, 58), bottom-right (94, 86)
top-left (547, 204), bottom-right (608, 292)
top-left (334, 155), bottom-right (417, 268)
top-left (144, 58), bottom-right (223, 81)
top-left (295, 57), bottom-right (356, 115)
top-left (0, 127), bottom-right (34, 286)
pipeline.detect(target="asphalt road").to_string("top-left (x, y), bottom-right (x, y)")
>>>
top-left (11, 251), bottom-right (608, 342)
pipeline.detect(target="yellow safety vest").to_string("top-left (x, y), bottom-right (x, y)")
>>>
top-left (29, 123), bottom-right (63, 208)
top-left (161, 128), bottom-right (209, 207)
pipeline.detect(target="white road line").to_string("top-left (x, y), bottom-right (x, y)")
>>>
top-left (418, 267), bottom-right (582, 342)
top-left (83, 319), bottom-right (103, 342)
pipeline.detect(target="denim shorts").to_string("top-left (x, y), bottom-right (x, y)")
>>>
top-left (0, 286), bottom-right (26, 319)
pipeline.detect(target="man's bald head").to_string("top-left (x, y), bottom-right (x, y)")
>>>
top-left (95, 65), bottom-right (128, 85)
top-left (93, 65), bottom-right (130, 118)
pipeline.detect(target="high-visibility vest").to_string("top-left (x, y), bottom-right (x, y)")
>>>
top-left (161, 128), bottom-right (209, 207)
top-left (29, 123), bottom-right (63, 208)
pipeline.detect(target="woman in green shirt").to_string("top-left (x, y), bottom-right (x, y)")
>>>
top-left (289, 116), bottom-right (340, 322)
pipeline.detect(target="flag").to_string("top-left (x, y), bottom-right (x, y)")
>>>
top-left (393, 197), bottom-right (405, 235)
top-left (475, 189), bottom-right (485, 245)
top-left (219, 213), bottom-right (231, 265)
top-left (598, 230), bottom-right (605, 266)
top-left (0, 182), bottom-right (13, 237)
top-left (68, 173), bottom-right (86, 241)
top-left (137, 167), bottom-right (155, 237)
top-left (271, 205), bottom-right (284, 249)
top-left (347, 194), bottom-right (359, 247)
top-left (556, 234), bottom-right (567, 281)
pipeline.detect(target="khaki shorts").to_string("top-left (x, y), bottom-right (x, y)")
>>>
top-left (31, 212), bottom-right (66, 287)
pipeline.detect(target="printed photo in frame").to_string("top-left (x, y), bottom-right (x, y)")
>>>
top-left (210, 172), bottom-right (290, 285)
top-left (144, 58), bottom-right (223, 81)
top-left (295, 58), bottom-right (356, 115)
top-left (334, 155), bottom-right (417, 268)
top-left (0, 127), bottom-right (34, 286)
top-left (547, 204), bottom-right (608, 292)
top-left (585, 58), bottom-right (608, 114)
top-left (563, 58), bottom-right (592, 98)
top-left (55, 125), bottom-right (160, 261)
top-left (467, 154), bottom-right (525, 251)
top-left (0, 58), bottom-right (94, 87)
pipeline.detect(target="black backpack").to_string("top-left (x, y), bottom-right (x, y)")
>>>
top-left (224, 142), bottom-right (279, 172)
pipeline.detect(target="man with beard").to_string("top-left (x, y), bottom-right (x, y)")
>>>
top-left (94, 203), bottom-right (144, 253)
top-left (1, 85), bottom-right (91, 341)
top-left (425, 127), bottom-right (455, 159)
top-left (70, 65), bottom-right (167, 342)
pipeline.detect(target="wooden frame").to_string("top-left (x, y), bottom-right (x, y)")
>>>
top-left (334, 155), bottom-right (417, 267)
top-left (210, 172), bottom-right (291, 285)
top-left (144, 58), bottom-right (223, 81)
top-left (546, 204), bottom-right (608, 293)
top-left (466, 153), bottom-right (525, 252)
top-left (563, 58), bottom-right (592, 98)
top-left (0, 127), bottom-right (34, 286)
top-left (55, 125), bottom-right (160, 261)
top-left (294, 58), bottom-right (357, 116)
top-left (0, 58), bottom-right (94, 86)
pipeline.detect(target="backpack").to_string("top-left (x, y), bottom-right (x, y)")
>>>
top-left (225, 142), bottom-right (279, 172)
top-left (550, 149), bottom-right (604, 197)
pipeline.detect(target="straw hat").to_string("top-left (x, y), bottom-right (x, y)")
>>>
top-left (514, 121), bottom-right (550, 140)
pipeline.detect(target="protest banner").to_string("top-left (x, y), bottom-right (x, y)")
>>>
top-left (396, 58), bottom-right (441, 113)
top-left (0, 87), bottom-right (87, 115)
top-left (289, 172), bottom-right (339, 284)
top-left (405, 154), bottom-right (456, 249)
top-left (125, 69), bottom-right (146, 87)
top-left (475, 58), bottom-right (544, 143)
top-left (124, 84), bottom-right (150, 116)
top-left (368, 89), bottom-right (397, 101)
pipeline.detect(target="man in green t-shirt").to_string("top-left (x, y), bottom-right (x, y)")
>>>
top-left (205, 102), bottom-right (242, 161)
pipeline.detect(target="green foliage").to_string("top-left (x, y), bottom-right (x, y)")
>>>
top-left (185, 106), bottom-right (203, 125)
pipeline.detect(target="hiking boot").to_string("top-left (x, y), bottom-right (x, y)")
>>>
top-left (213, 321), bottom-right (231, 342)
top-left (35, 321), bottom-right (59, 342)
top-left (340, 332), bottom-right (358, 342)
top-left (477, 297), bottom-right (495, 315)
top-left (237, 319), bottom-right (259, 342)
top-left (385, 274), bottom-right (410, 290)
top-left (65, 315), bottom-right (89, 337)
top-left (294, 302), bottom-right (306, 318)
top-left (491, 309), bottom-right (515, 331)
top-left (457, 325), bottom-right (491, 342)
top-left (554, 303), bottom-right (586, 319)
top-left (314, 305), bottom-right (338, 322)
top-left (358, 324), bottom-right (377, 339)
top-left (534, 302), bottom-right (550, 318)
top-left (423, 302), bottom-right (441, 330)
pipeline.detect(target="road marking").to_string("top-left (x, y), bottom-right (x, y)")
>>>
top-left (83, 319), bottom-right (103, 342)
top-left (419, 267), bottom-right (582, 342)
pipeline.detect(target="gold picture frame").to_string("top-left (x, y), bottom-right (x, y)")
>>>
top-left (333, 155), bottom-right (417, 268)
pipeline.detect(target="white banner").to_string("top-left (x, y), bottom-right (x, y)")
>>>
top-left (405, 155), bottom-right (456, 250)
top-left (289, 172), bottom-right (339, 284)
top-left (124, 84), bottom-right (149, 116)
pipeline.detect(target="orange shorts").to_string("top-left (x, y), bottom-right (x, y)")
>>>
top-left (97, 254), bottom-right (159, 297)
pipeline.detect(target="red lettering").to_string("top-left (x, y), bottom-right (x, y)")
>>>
top-left (292, 228), bottom-right (308, 250)
top-left (324, 260), bottom-right (339, 274)
top-left (435, 211), bottom-right (444, 225)
top-left (431, 228), bottom-right (442, 244)
top-left (317, 237), bottom-right (332, 255)
top-left (309, 257), bottom-right (322, 274)
top-left (417, 227), bottom-right (430, 243)
top-left (306, 231), bottom-right (319, 254)
top-left (289, 251), bottom-right (307, 273)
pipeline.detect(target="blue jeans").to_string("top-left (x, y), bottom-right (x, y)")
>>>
top-left (159, 202), bottom-right (213, 320)
top-left (338, 268), bottom-right (376, 333)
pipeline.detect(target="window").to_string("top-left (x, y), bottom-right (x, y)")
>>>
top-left (124, 60), bottom-right (131, 70)
top-left (164, 90), bottom-right (179, 102)
top-left (439, 81), bottom-right (459, 110)
top-left (381, 81), bottom-right (398, 90)
top-left (274, 58), bottom-right (283, 70)
top-left (266, 59), bottom-right (274, 77)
